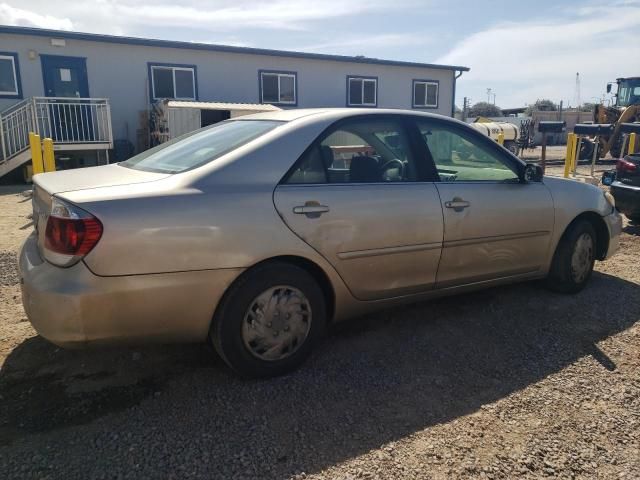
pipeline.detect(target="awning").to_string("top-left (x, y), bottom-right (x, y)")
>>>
top-left (166, 100), bottom-right (281, 112)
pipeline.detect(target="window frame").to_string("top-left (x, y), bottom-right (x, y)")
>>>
top-left (148, 62), bottom-right (198, 101)
top-left (415, 118), bottom-right (526, 183)
top-left (412, 79), bottom-right (439, 109)
top-left (0, 51), bottom-right (22, 99)
top-left (346, 76), bottom-right (378, 107)
top-left (280, 114), bottom-right (440, 185)
top-left (259, 70), bottom-right (298, 106)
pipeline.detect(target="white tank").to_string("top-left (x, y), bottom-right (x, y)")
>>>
top-left (469, 121), bottom-right (519, 142)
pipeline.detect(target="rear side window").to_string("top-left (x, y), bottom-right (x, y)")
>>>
top-left (121, 120), bottom-right (282, 173)
top-left (284, 118), bottom-right (418, 184)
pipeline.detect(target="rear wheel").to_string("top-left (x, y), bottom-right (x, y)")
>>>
top-left (210, 262), bottom-right (326, 378)
top-left (546, 220), bottom-right (596, 294)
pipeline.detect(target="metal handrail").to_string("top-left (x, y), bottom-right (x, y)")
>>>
top-left (0, 97), bottom-right (113, 163)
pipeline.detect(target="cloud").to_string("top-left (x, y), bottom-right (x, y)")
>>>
top-left (300, 33), bottom-right (431, 55)
top-left (0, 0), bottom-right (420, 33)
top-left (438, 1), bottom-right (640, 107)
top-left (0, 3), bottom-right (73, 30)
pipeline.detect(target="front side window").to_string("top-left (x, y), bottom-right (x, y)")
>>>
top-left (260, 71), bottom-right (296, 105)
top-left (347, 77), bottom-right (377, 106)
top-left (121, 120), bottom-right (282, 174)
top-left (413, 80), bottom-right (438, 108)
top-left (285, 118), bottom-right (417, 184)
top-left (0, 52), bottom-right (21, 98)
top-left (150, 64), bottom-right (196, 100)
top-left (417, 122), bottom-right (519, 182)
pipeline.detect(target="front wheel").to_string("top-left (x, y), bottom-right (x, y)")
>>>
top-left (210, 262), bottom-right (326, 378)
top-left (546, 220), bottom-right (596, 294)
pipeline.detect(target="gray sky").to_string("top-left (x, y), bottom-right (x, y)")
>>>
top-left (1, 0), bottom-right (638, 108)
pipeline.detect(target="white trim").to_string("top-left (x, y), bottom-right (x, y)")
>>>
top-left (413, 81), bottom-right (438, 108)
top-left (348, 77), bottom-right (377, 106)
top-left (150, 65), bottom-right (196, 100)
top-left (0, 55), bottom-right (19, 95)
top-left (260, 72), bottom-right (296, 105)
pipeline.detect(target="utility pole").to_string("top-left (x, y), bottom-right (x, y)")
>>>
top-left (486, 88), bottom-right (492, 103)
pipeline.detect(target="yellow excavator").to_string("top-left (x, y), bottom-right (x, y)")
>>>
top-left (593, 76), bottom-right (640, 158)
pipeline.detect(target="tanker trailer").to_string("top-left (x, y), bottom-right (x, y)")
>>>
top-left (469, 118), bottom-right (519, 155)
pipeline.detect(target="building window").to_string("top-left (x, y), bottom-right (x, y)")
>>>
top-left (0, 52), bottom-right (21, 98)
top-left (149, 63), bottom-right (197, 101)
top-left (413, 80), bottom-right (438, 108)
top-left (260, 71), bottom-right (296, 105)
top-left (347, 76), bottom-right (377, 107)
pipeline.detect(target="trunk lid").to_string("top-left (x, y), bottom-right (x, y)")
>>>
top-left (33, 164), bottom-right (169, 195)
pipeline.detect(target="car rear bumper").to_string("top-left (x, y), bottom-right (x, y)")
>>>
top-left (610, 181), bottom-right (640, 218)
top-left (19, 233), bottom-right (243, 347)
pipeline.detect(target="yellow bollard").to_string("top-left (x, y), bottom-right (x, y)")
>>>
top-left (564, 133), bottom-right (576, 178)
top-left (571, 134), bottom-right (579, 173)
top-left (42, 138), bottom-right (56, 172)
top-left (630, 133), bottom-right (637, 155)
top-left (28, 132), bottom-right (44, 175)
top-left (497, 132), bottom-right (504, 146)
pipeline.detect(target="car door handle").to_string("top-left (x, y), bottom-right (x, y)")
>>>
top-left (444, 199), bottom-right (470, 211)
top-left (293, 202), bottom-right (330, 217)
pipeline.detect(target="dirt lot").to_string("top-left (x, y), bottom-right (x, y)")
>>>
top-left (0, 175), bottom-right (639, 479)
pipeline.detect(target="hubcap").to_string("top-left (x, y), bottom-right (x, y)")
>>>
top-left (242, 286), bottom-right (312, 361)
top-left (570, 233), bottom-right (594, 283)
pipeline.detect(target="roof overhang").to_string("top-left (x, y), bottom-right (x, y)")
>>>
top-left (166, 100), bottom-right (281, 112)
top-left (0, 26), bottom-right (470, 72)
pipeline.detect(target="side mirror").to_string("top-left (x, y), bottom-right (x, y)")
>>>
top-left (606, 83), bottom-right (612, 94)
top-left (524, 163), bottom-right (543, 182)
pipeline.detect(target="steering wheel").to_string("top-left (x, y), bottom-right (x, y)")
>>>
top-left (379, 158), bottom-right (405, 180)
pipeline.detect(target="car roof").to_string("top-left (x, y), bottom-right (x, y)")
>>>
top-left (241, 108), bottom-right (446, 123)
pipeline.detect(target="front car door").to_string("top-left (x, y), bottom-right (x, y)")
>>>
top-left (415, 119), bottom-right (554, 288)
top-left (274, 116), bottom-right (443, 301)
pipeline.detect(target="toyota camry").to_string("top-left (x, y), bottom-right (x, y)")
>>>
top-left (20, 109), bottom-right (622, 377)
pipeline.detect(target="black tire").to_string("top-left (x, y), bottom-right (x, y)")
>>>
top-left (210, 262), bottom-right (326, 378)
top-left (504, 141), bottom-right (518, 156)
top-left (609, 136), bottom-right (623, 159)
top-left (546, 220), bottom-right (596, 294)
top-left (578, 140), bottom-right (595, 161)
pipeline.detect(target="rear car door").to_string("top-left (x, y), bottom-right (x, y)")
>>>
top-left (274, 116), bottom-right (443, 301)
top-left (414, 119), bottom-right (554, 288)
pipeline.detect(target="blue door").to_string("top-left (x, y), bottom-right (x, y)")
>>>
top-left (40, 55), bottom-right (92, 141)
top-left (41, 55), bottom-right (89, 98)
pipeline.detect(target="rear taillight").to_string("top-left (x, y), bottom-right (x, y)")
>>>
top-left (616, 158), bottom-right (637, 174)
top-left (43, 197), bottom-right (103, 267)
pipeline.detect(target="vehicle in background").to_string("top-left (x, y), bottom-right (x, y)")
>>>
top-left (19, 108), bottom-right (621, 378)
top-left (468, 117), bottom-right (519, 155)
top-left (609, 154), bottom-right (640, 222)
top-left (591, 77), bottom-right (640, 158)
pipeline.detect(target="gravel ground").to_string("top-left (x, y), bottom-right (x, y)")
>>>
top-left (0, 176), bottom-right (639, 479)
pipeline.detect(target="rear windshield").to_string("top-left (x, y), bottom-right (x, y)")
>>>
top-left (120, 120), bottom-right (283, 173)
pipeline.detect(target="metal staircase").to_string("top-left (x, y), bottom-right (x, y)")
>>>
top-left (0, 97), bottom-right (113, 178)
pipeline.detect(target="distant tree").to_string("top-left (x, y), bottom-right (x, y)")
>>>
top-left (579, 102), bottom-right (597, 112)
top-left (526, 99), bottom-right (558, 115)
top-left (469, 101), bottom-right (502, 117)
